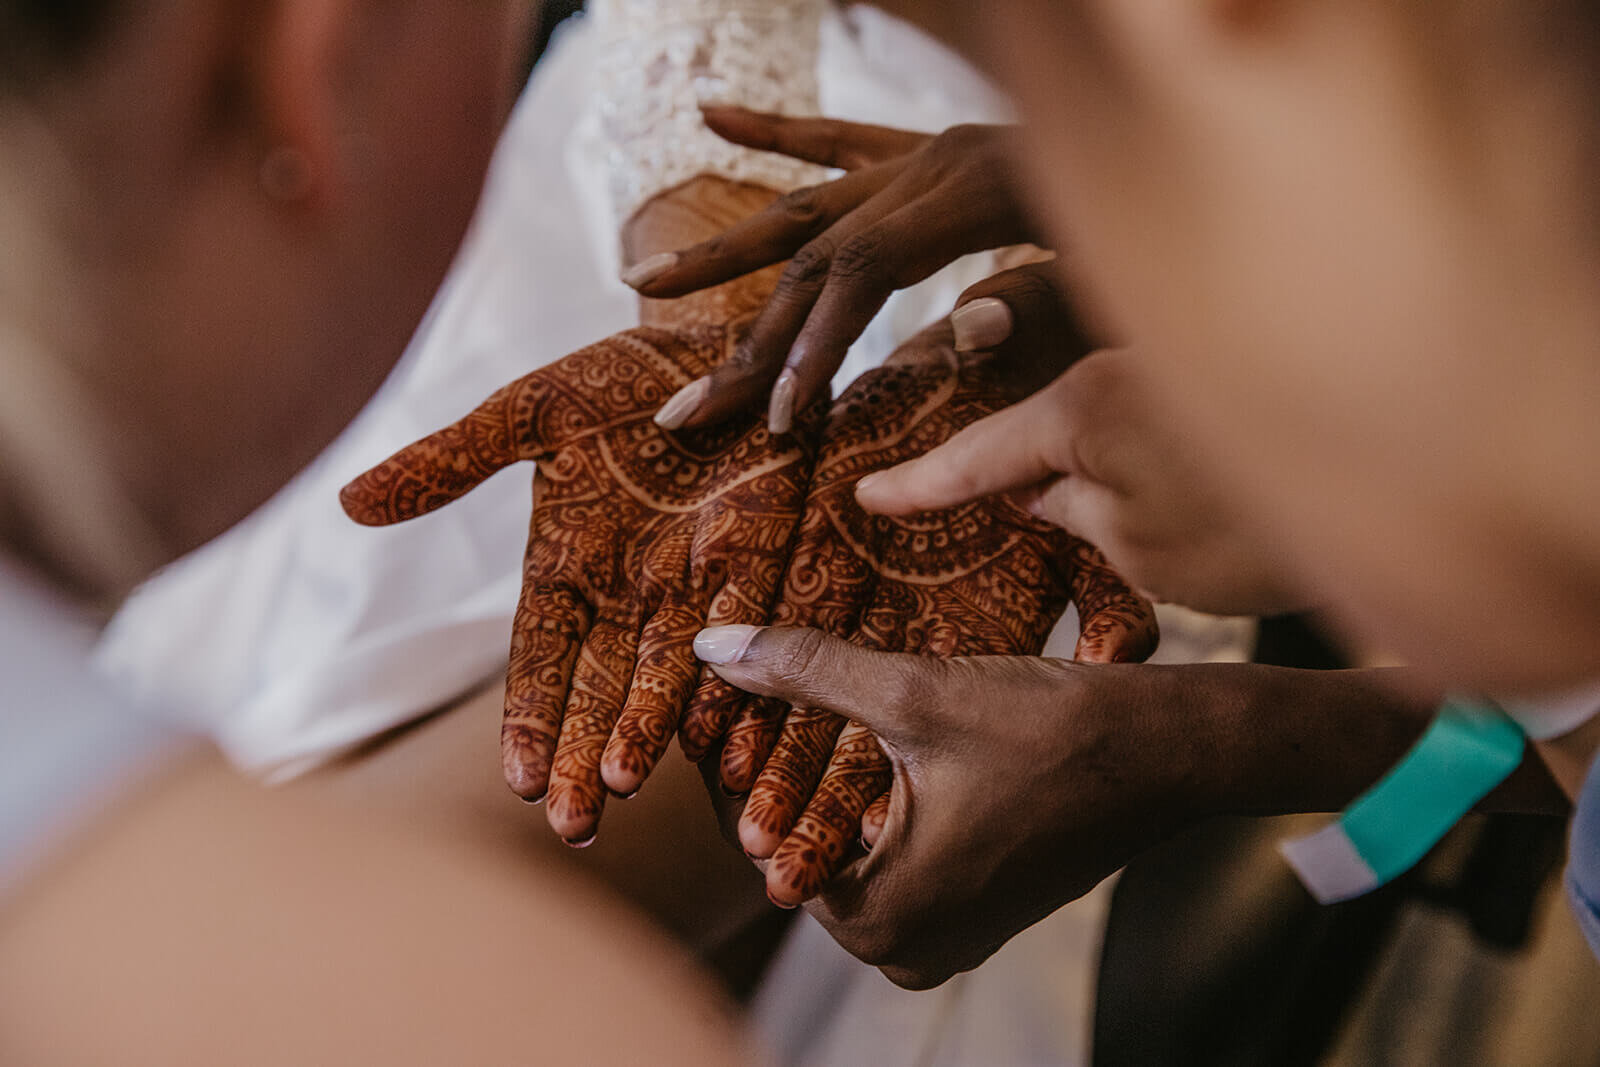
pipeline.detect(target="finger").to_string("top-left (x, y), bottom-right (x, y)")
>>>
top-left (1063, 539), bottom-right (1161, 665)
top-left (694, 625), bottom-right (939, 752)
top-left (766, 722), bottom-right (893, 907)
top-left (760, 614), bottom-right (908, 904)
top-left (775, 199), bottom-right (1012, 427)
top-left (949, 261), bottom-right (1098, 393)
top-left (544, 620), bottom-right (639, 845)
top-left (699, 106), bottom-right (931, 171)
top-left (678, 574), bottom-right (787, 764)
top-left (853, 380), bottom-right (1073, 517)
top-left (339, 378), bottom-right (533, 526)
top-left (860, 793), bottom-right (889, 849)
top-left (501, 584), bottom-right (592, 802)
top-left (672, 187), bottom-right (908, 431)
top-left (631, 165), bottom-right (899, 300)
top-left (602, 599), bottom-right (704, 797)
top-left (718, 694), bottom-right (790, 797)
top-left (736, 706), bottom-right (848, 859)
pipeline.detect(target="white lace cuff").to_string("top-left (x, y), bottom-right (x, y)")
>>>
top-left (585, 0), bottom-right (832, 229)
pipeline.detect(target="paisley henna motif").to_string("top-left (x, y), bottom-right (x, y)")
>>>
top-left (341, 318), bottom-right (821, 843)
top-left (340, 311), bottom-right (1156, 868)
top-left (736, 329), bottom-right (1161, 906)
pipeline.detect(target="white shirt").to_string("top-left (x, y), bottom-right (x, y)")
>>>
top-left (0, 555), bottom-right (179, 894)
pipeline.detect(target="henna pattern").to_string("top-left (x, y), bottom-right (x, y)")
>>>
top-left (736, 329), bottom-right (1161, 906)
top-left (341, 312), bottom-right (822, 842)
top-left (339, 301), bottom-right (1157, 871)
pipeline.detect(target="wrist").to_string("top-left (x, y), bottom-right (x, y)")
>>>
top-left (1195, 664), bottom-right (1435, 818)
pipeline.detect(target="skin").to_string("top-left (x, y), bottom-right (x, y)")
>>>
top-left (697, 627), bottom-right (1566, 989)
top-left (915, 0), bottom-right (1600, 696)
top-left (341, 210), bottom-right (1156, 859)
top-left (628, 111), bottom-right (1034, 433)
top-left (725, 324), bottom-right (1158, 908)
top-left (858, 344), bottom-right (1308, 619)
top-left (0, 3), bottom-right (748, 1059)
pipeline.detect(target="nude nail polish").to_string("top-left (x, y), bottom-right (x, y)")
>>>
top-left (694, 624), bottom-right (762, 665)
top-left (950, 297), bottom-right (1014, 352)
top-left (654, 376), bottom-right (709, 430)
top-left (767, 373), bottom-right (797, 435)
top-left (621, 251), bottom-right (678, 290)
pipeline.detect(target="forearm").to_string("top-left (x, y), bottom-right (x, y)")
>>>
top-left (1188, 663), bottom-right (1567, 818)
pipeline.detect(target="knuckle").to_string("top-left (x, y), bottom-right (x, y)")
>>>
top-left (884, 659), bottom-right (942, 721)
top-left (924, 124), bottom-right (990, 176)
top-left (828, 232), bottom-right (890, 287)
top-left (771, 627), bottom-right (828, 687)
top-left (848, 925), bottom-right (909, 970)
top-left (1007, 264), bottom-right (1059, 308)
top-left (776, 185), bottom-right (829, 230)
top-left (781, 243), bottom-right (835, 289)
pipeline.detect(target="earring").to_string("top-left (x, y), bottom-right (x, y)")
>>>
top-left (260, 146), bottom-right (314, 202)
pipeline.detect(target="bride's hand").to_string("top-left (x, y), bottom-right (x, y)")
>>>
top-left (707, 323), bottom-right (1159, 908)
top-left (626, 110), bottom-right (1034, 434)
top-left (339, 323), bottom-right (819, 845)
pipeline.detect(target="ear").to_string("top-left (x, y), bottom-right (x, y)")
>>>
top-left (246, 0), bottom-right (360, 208)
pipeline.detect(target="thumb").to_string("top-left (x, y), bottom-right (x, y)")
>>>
top-left (692, 625), bottom-right (939, 748)
top-left (339, 379), bottom-right (533, 526)
top-left (854, 377), bottom-right (1075, 517)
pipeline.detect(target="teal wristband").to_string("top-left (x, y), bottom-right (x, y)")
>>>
top-left (1280, 698), bottom-right (1526, 903)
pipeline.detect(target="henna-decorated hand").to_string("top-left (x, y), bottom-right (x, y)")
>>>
top-left (339, 323), bottom-right (819, 844)
top-left (697, 628), bottom-right (1219, 989)
top-left (704, 324), bottom-right (1160, 908)
top-left (857, 343), bottom-right (1313, 618)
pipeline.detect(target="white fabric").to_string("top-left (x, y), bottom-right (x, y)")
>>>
top-left (583, 0), bottom-right (831, 230)
top-left (1278, 820), bottom-right (1381, 906)
top-left (753, 879), bottom-right (1118, 1067)
top-left (1501, 682), bottom-right (1600, 741)
top-left (0, 555), bottom-right (179, 895)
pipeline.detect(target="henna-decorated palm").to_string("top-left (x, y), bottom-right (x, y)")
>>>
top-left (340, 322), bottom-right (819, 843)
top-left (719, 325), bottom-right (1162, 907)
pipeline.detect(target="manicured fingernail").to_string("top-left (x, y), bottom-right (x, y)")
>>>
top-left (951, 297), bottom-right (1014, 352)
top-left (621, 251), bottom-right (677, 290)
top-left (855, 472), bottom-right (883, 496)
top-left (521, 792), bottom-right (546, 806)
top-left (694, 624), bottom-right (762, 665)
top-left (767, 373), bottom-right (797, 435)
top-left (859, 835), bottom-right (874, 853)
top-left (766, 889), bottom-right (799, 911)
top-left (564, 833), bottom-right (598, 850)
top-left (654, 376), bottom-right (709, 430)
top-left (608, 787), bottom-right (641, 800)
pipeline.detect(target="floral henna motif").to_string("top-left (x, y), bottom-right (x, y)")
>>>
top-left (737, 331), bottom-right (1162, 907)
top-left (340, 321), bottom-right (820, 842)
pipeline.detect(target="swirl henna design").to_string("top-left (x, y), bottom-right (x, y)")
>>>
top-left (340, 320), bottom-right (823, 843)
top-left (729, 332), bottom-right (1161, 907)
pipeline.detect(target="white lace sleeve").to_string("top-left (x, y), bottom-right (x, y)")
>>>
top-left (584, 0), bottom-right (832, 230)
